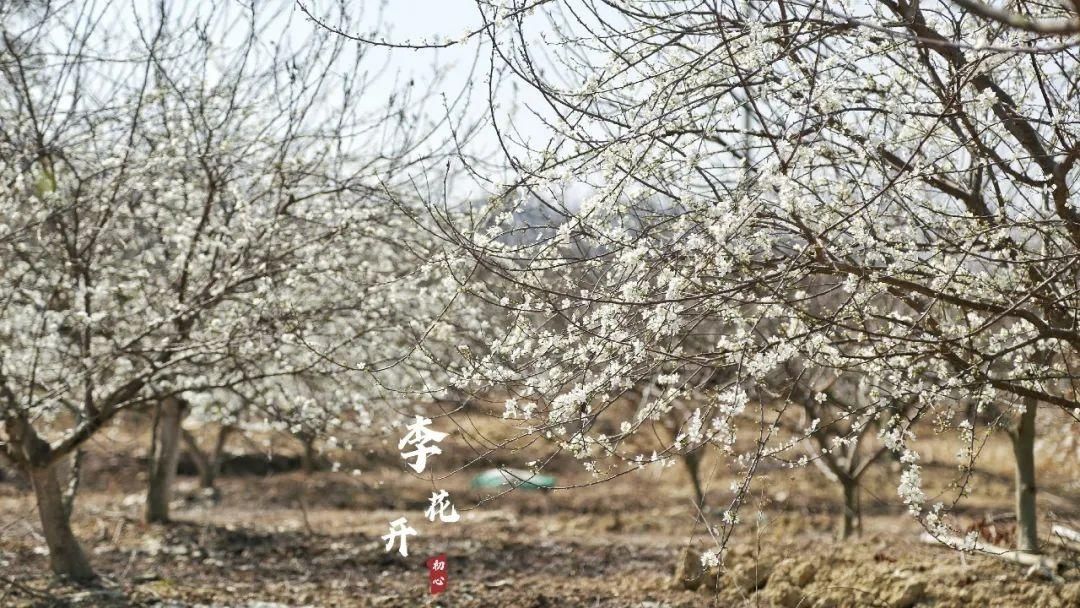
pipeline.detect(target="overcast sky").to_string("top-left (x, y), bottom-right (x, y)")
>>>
top-left (342, 0), bottom-right (552, 177)
top-left (44, 0), bottom-right (550, 200)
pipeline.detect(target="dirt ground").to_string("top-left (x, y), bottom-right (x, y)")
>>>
top-left (1, 415), bottom-right (1078, 607)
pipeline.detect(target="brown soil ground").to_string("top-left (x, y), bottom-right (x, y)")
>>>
top-left (1, 413), bottom-right (1078, 607)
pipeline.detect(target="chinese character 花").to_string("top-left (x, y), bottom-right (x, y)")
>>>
top-left (425, 489), bottom-right (460, 523)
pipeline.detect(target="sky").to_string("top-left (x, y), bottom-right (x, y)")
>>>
top-left (326, 0), bottom-right (554, 180)
top-left (31, 0), bottom-right (553, 200)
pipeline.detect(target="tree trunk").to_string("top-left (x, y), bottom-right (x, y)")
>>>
top-left (62, 449), bottom-right (83, 518)
top-left (208, 425), bottom-right (231, 487)
top-left (146, 397), bottom-right (187, 523)
top-left (839, 477), bottom-right (859, 540)
top-left (182, 425), bottom-right (231, 497)
top-left (182, 429), bottom-right (213, 489)
top-left (1010, 397), bottom-right (1039, 553)
top-left (682, 450), bottom-right (705, 509)
top-left (7, 413), bottom-right (96, 583)
top-left (299, 433), bottom-right (318, 474)
top-left (28, 462), bottom-right (96, 583)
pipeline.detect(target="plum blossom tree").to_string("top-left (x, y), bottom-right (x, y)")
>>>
top-left (314, 0), bottom-right (1080, 558)
top-left (0, 0), bottom-right (458, 580)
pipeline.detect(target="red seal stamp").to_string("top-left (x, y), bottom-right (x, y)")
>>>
top-left (427, 554), bottom-right (448, 595)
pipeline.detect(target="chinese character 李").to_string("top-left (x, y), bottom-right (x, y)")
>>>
top-left (398, 415), bottom-right (448, 473)
top-left (425, 489), bottom-right (460, 523)
top-left (382, 517), bottom-right (417, 557)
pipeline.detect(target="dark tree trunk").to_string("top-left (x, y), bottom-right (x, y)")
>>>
top-left (839, 477), bottom-right (860, 540)
top-left (6, 414), bottom-right (96, 583)
top-left (208, 425), bottom-right (231, 486)
top-left (182, 429), bottom-right (213, 489)
top-left (28, 462), bottom-right (96, 583)
top-left (299, 433), bottom-right (318, 474)
top-left (182, 425), bottom-right (231, 494)
top-left (682, 449), bottom-right (705, 509)
top-left (146, 397), bottom-right (187, 523)
top-left (1010, 397), bottom-right (1039, 553)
